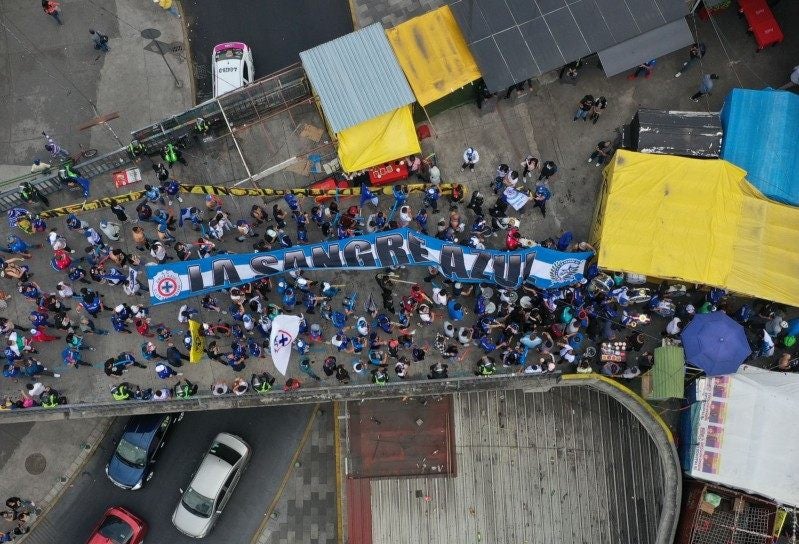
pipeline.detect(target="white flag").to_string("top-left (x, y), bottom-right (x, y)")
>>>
top-left (269, 314), bottom-right (302, 376)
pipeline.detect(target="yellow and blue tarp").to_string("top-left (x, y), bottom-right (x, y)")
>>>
top-left (592, 150), bottom-right (799, 308)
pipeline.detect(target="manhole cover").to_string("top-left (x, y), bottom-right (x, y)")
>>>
top-left (140, 28), bottom-right (161, 40)
top-left (25, 453), bottom-right (46, 475)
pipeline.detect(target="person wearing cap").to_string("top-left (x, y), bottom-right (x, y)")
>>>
top-left (30, 158), bottom-right (51, 177)
top-left (461, 147), bottom-right (480, 170)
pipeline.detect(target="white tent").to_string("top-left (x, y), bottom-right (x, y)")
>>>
top-left (685, 365), bottom-right (799, 506)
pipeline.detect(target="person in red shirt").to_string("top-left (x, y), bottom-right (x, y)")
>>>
top-left (506, 228), bottom-right (521, 250)
top-left (41, 0), bottom-right (62, 25)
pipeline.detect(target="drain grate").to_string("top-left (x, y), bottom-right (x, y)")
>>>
top-left (25, 453), bottom-right (46, 475)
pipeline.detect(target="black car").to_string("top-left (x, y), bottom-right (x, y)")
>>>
top-left (105, 413), bottom-right (182, 490)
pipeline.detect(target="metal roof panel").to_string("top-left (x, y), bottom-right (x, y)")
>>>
top-left (300, 23), bottom-right (415, 134)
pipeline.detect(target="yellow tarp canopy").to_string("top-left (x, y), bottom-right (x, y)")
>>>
top-left (386, 6), bottom-right (481, 106)
top-left (592, 150), bottom-right (799, 308)
top-left (337, 105), bottom-right (420, 172)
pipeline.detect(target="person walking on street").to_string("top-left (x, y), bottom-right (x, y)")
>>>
top-left (89, 29), bottom-right (110, 52)
top-left (538, 160), bottom-right (557, 181)
top-left (532, 185), bottom-right (551, 217)
top-left (675, 43), bottom-right (706, 77)
top-left (691, 74), bottom-right (719, 102)
top-left (573, 95), bottom-right (594, 121)
top-left (588, 96), bottom-right (607, 124)
top-left (42, 132), bottom-right (69, 161)
top-left (461, 147), bottom-right (479, 171)
top-left (42, 0), bottom-right (63, 25)
top-left (587, 140), bottom-right (613, 166)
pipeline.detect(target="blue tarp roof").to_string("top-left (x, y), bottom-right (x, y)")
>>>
top-left (720, 88), bottom-right (799, 205)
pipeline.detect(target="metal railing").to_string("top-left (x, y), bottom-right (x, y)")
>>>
top-left (0, 64), bottom-right (313, 212)
top-left (0, 373), bottom-right (562, 423)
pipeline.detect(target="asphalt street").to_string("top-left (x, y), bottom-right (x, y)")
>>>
top-left (25, 405), bottom-right (314, 544)
top-left (182, 0), bottom-right (353, 102)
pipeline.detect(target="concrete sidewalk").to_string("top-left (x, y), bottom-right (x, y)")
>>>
top-left (0, 0), bottom-right (192, 171)
top-left (0, 417), bottom-right (113, 540)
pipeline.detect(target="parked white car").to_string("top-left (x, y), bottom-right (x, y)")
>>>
top-left (212, 42), bottom-right (254, 97)
top-left (172, 433), bottom-right (250, 538)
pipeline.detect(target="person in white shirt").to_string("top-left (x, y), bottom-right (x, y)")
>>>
top-left (26, 382), bottom-right (45, 397)
top-left (56, 282), bottom-right (74, 299)
top-left (461, 147), bottom-right (479, 170)
top-left (153, 388), bottom-right (172, 401)
top-left (665, 317), bottom-right (682, 337)
top-left (31, 159), bottom-right (51, 174)
top-left (398, 206), bottom-right (412, 227)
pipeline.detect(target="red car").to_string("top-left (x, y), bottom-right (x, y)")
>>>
top-left (86, 506), bottom-right (147, 544)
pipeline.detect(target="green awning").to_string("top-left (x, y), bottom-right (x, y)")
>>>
top-left (645, 346), bottom-right (686, 400)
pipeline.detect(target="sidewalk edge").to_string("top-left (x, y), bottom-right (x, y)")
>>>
top-left (17, 417), bottom-right (114, 543)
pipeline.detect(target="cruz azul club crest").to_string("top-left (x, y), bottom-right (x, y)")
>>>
top-left (272, 329), bottom-right (294, 353)
top-left (152, 270), bottom-right (182, 301)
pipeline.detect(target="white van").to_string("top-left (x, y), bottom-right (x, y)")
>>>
top-left (211, 42), bottom-right (254, 98)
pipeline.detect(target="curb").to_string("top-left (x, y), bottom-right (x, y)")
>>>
top-left (17, 418), bottom-right (114, 543)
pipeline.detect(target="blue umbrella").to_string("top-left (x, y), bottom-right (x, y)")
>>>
top-left (681, 312), bottom-right (751, 375)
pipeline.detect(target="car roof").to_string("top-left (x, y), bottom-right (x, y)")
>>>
top-left (189, 454), bottom-right (235, 498)
top-left (122, 414), bottom-right (167, 447)
top-left (214, 41), bottom-right (248, 53)
top-left (189, 433), bottom-right (249, 498)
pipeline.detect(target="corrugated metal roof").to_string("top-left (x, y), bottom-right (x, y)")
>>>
top-left (300, 24), bottom-right (415, 134)
top-left (368, 387), bottom-right (666, 544)
top-left (448, 0), bottom-right (688, 91)
top-left (633, 108), bottom-right (723, 158)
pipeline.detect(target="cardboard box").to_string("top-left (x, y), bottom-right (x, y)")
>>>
top-left (699, 501), bottom-right (716, 515)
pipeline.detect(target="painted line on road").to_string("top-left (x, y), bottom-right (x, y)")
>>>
top-left (249, 403), bottom-right (320, 544)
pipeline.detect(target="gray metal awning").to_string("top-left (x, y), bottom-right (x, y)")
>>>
top-left (300, 24), bottom-right (415, 134)
top-left (448, 0), bottom-right (688, 92)
top-left (598, 18), bottom-right (694, 77)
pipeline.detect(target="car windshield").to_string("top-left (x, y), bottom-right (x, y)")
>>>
top-left (115, 438), bottom-right (147, 468)
top-left (98, 515), bottom-right (134, 544)
top-left (215, 48), bottom-right (243, 62)
top-left (209, 441), bottom-right (242, 466)
top-left (182, 487), bottom-right (214, 518)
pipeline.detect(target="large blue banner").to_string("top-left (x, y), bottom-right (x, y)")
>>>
top-left (147, 228), bottom-right (592, 305)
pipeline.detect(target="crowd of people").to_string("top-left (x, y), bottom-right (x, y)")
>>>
top-left (1, 127), bottom-right (786, 410)
top-left (0, 496), bottom-right (37, 541)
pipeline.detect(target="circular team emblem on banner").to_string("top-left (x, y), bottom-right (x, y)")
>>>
top-left (272, 329), bottom-right (294, 354)
top-left (152, 270), bottom-right (182, 301)
top-left (550, 258), bottom-right (582, 284)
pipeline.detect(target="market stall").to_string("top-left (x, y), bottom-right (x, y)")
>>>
top-left (591, 150), bottom-right (799, 307)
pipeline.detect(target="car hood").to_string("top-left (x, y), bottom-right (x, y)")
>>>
top-left (107, 455), bottom-right (144, 488)
top-left (172, 502), bottom-right (212, 539)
